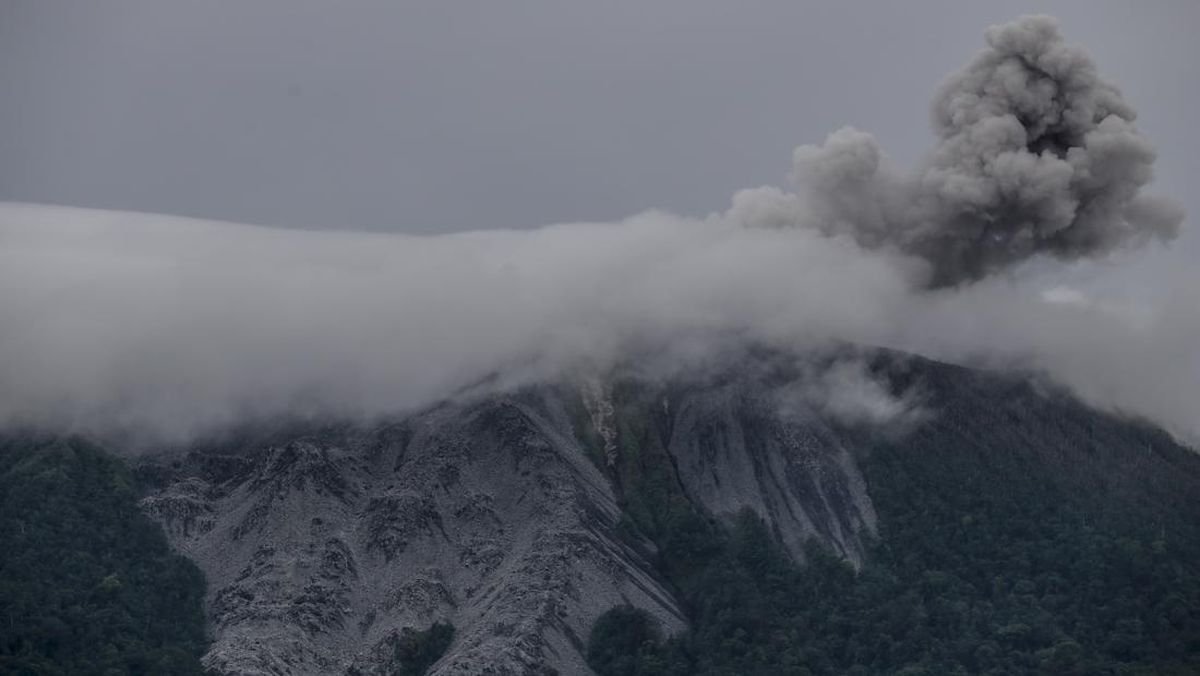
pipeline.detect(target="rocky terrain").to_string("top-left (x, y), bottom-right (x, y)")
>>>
top-left (138, 357), bottom-right (884, 675)
top-left (136, 347), bottom-right (1200, 675)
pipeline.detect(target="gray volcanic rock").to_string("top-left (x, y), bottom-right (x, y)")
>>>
top-left (140, 365), bottom-right (882, 674)
top-left (141, 389), bottom-right (684, 675)
top-left (660, 381), bottom-right (877, 565)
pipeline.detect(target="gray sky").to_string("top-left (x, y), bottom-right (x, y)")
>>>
top-left (2, 0), bottom-right (1196, 241)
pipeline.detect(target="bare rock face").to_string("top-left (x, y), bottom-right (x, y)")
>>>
top-left (142, 390), bottom-right (686, 675)
top-left (658, 382), bottom-right (877, 565)
top-left (140, 366), bottom-right (881, 674)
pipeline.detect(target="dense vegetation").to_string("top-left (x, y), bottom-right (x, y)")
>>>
top-left (393, 622), bottom-right (455, 676)
top-left (0, 435), bottom-right (208, 675)
top-left (587, 365), bottom-right (1200, 675)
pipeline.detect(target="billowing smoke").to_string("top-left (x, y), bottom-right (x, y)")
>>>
top-left (737, 15), bottom-right (1183, 286)
top-left (0, 16), bottom-right (1193, 445)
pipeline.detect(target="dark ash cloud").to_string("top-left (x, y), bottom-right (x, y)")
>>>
top-left (743, 16), bottom-right (1183, 286)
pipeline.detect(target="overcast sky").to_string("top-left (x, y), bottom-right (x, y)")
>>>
top-left (1, 2), bottom-right (1198, 443)
top-left (2, 0), bottom-right (1195, 244)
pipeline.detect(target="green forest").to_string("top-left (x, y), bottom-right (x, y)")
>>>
top-left (0, 435), bottom-right (208, 675)
top-left (586, 373), bottom-right (1200, 676)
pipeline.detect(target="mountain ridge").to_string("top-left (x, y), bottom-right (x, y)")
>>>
top-left (4, 348), bottom-right (1196, 674)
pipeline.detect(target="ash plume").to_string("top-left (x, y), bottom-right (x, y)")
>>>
top-left (746, 15), bottom-right (1183, 286)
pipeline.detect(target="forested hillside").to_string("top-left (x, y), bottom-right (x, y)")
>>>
top-left (588, 361), bottom-right (1200, 675)
top-left (0, 436), bottom-right (208, 675)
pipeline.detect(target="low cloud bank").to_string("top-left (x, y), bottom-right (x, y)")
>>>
top-left (2, 200), bottom-right (1193, 444)
top-left (0, 16), bottom-right (1193, 444)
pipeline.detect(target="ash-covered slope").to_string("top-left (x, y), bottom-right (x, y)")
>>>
top-left (137, 355), bottom-right (881, 675)
top-left (141, 391), bottom-right (684, 675)
top-left (136, 350), bottom-right (1200, 675)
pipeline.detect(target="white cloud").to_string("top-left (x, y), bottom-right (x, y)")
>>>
top-left (1, 201), bottom-right (1195, 445)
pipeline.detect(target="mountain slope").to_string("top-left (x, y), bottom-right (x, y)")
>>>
top-left (587, 356), bottom-right (1200, 675)
top-left (0, 435), bottom-right (208, 675)
top-left (125, 351), bottom-right (1200, 675)
top-left (139, 390), bottom-right (687, 675)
